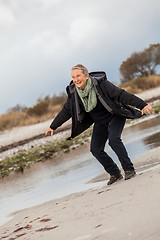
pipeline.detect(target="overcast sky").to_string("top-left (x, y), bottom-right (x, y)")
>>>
top-left (0, 0), bottom-right (160, 114)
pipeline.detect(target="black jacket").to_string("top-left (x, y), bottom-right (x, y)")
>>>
top-left (50, 72), bottom-right (147, 139)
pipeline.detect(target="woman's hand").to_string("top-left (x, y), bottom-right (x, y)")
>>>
top-left (141, 105), bottom-right (152, 115)
top-left (45, 127), bottom-right (55, 136)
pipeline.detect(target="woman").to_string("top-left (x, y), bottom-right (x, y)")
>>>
top-left (46, 64), bottom-right (152, 185)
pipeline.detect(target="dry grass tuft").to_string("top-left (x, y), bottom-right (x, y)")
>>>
top-left (119, 75), bottom-right (160, 94)
top-left (0, 94), bottom-right (67, 132)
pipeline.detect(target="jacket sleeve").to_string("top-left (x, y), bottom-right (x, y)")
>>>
top-left (103, 80), bottom-right (147, 110)
top-left (50, 97), bottom-right (71, 130)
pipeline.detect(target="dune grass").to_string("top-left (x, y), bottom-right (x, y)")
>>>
top-left (0, 105), bottom-right (61, 131)
top-left (119, 75), bottom-right (160, 94)
top-left (0, 94), bottom-right (66, 132)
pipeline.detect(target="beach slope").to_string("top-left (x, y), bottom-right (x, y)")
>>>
top-left (0, 147), bottom-right (160, 240)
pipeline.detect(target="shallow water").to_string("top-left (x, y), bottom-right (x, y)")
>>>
top-left (0, 115), bottom-right (160, 226)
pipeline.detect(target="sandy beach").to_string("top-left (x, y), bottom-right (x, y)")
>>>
top-left (0, 146), bottom-right (160, 240)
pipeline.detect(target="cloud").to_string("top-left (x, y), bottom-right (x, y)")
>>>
top-left (0, 0), bottom-right (160, 114)
top-left (0, 3), bottom-right (17, 28)
top-left (30, 0), bottom-right (65, 7)
top-left (69, 17), bottom-right (102, 47)
top-left (29, 30), bottom-right (68, 56)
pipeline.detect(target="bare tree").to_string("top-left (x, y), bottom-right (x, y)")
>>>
top-left (120, 43), bottom-right (160, 83)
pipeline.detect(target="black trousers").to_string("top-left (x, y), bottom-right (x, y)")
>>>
top-left (90, 115), bottom-right (135, 176)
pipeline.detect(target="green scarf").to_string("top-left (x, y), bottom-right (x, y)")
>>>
top-left (76, 77), bottom-right (97, 112)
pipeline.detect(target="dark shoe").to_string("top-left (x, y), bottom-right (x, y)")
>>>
top-left (107, 173), bottom-right (123, 185)
top-left (125, 170), bottom-right (136, 180)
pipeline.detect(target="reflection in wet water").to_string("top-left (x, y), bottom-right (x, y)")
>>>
top-left (144, 132), bottom-right (160, 148)
top-left (0, 115), bottom-right (160, 226)
top-left (122, 116), bottom-right (160, 159)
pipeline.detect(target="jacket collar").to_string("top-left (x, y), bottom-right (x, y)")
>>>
top-left (89, 71), bottom-right (107, 81)
top-left (68, 82), bottom-right (75, 93)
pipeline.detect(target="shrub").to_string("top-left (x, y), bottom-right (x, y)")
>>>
top-left (26, 101), bottom-right (49, 116)
top-left (119, 75), bottom-right (160, 94)
top-left (0, 93), bottom-right (67, 131)
top-left (0, 112), bottom-right (28, 131)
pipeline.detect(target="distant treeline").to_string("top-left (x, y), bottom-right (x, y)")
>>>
top-left (0, 93), bottom-right (67, 131)
top-left (120, 43), bottom-right (160, 83)
top-left (7, 93), bottom-right (67, 116)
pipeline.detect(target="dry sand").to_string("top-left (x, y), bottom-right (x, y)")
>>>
top-left (0, 119), bottom-right (71, 147)
top-left (0, 147), bottom-right (160, 240)
top-left (135, 86), bottom-right (160, 101)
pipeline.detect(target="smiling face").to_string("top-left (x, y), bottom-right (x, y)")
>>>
top-left (71, 69), bottom-right (89, 90)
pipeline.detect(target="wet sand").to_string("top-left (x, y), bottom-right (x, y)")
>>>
top-left (0, 146), bottom-right (160, 240)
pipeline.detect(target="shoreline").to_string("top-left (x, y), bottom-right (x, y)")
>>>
top-left (0, 146), bottom-right (160, 239)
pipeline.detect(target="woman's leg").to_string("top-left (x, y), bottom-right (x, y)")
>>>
top-left (108, 116), bottom-right (135, 172)
top-left (90, 122), bottom-right (121, 175)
